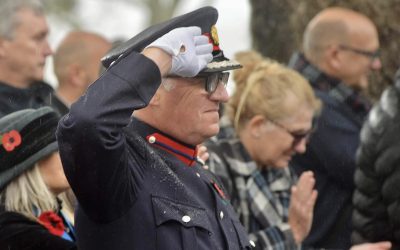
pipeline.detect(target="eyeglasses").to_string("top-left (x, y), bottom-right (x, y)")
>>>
top-left (338, 44), bottom-right (380, 60)
top-left (197, 72), bottom-right (230, 94)
top-left (268, 118), bottom-right (315, 146)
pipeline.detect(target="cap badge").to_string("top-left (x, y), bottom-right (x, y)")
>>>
top-left (211, 25), bottom-right (219, 46)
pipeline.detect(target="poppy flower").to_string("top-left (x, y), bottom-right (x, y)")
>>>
top-left (1, 130), bottom-right (22, 152)
top-left (38, 211), bottom-right (65, 236)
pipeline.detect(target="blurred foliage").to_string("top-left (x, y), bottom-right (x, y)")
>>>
top-left (250, 0), bottom-right (400, 101)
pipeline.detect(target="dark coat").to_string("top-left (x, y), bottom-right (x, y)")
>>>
top-left (0, 209), bottom-right (76, 250)
top-left (57, 52), bottom-right (251, 250)
top-left (289, 53), bottom-right (369, 249)
top-left (292, 90), bottom-right (361, 248)
top-left (352, 70), bottom-right (400, 248)
top-left (0, 80), bottom-right (68, 118)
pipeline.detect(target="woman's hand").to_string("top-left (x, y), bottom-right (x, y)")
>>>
top-left (350, 242), bottom-right (392, 250)
top-left (288, 171), bottom-right (317, 244)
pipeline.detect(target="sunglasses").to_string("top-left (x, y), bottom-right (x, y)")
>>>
top-left (268, 117), bottom-right (317, 146)
top-left (197, 72), bottom-right (230, 94)
top-left (338, 44), bottom-right (380, 60)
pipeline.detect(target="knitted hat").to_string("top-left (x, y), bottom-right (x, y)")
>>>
top-left (0, 107), bottom-right (60, 190)
top-left (101, 6), bottom-right (241, 73)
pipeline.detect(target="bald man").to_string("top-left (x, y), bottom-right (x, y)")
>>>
top-left (288, 7), bottom-right (381, 249)
top-left (54, 31), bottom-right (111, 106)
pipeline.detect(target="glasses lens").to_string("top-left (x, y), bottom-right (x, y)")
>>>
top-left (205, 72), bottom-right (230, 94)
top-left (205, 73), bottom-right (218, 93)
top-left (220, 72), bottom-right (230, 87)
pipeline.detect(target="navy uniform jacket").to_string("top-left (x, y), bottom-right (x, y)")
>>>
top-left (57, 51), bottom-right (251, 250)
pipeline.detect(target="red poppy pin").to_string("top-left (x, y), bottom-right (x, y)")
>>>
top-left (0, 130), bottom-right (22, 152)
top-left (38, 211), bottom-right (65, 236)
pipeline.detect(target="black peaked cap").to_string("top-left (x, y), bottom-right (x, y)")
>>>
top-left (102, 6), bottom-right (241, 73)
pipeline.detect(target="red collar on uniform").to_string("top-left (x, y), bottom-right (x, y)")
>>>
top-left (146, 133), bottom-right (198, 167)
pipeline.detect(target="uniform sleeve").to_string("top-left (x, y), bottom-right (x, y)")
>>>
top-left (56, 52), bottom-right (161, 222)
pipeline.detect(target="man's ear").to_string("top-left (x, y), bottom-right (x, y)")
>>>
top-left (248, 115), bottom-right (266, 139)
top-left (325, 44), bottom-right (342, 70)
top-left (68, 64), bottom-right (86, 88)
top-left (0, 38), bottom-right (8, 58)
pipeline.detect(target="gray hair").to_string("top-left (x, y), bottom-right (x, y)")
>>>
top-left (0, 0), bottom-right (44, 39)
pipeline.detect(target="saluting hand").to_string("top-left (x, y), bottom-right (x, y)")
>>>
top-left (146, 26), bottom-right (213, 77)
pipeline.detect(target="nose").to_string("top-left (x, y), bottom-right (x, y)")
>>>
top-left (43, 40), bottom-right (53, 57)
top-left (370, 57), bottom-right (382, 70)
top-left (209, 81), bottom-right (229, 102)
top-left (293, 138), bottom-right (307, 154)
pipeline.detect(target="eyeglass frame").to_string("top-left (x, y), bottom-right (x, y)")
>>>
top-left (267, 117), bottom-right (316, 146)
top-left (165, 72), bottom-right (230, 95)
top-left (196, 72), bottom-right (230, 94)
top-left (338, 44), bottom-right (380, 60)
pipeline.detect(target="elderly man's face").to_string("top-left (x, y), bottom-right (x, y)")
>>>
top-left (157, 75), bottom-right (229, 145)
top-left (0, 8), bottom-right (52, 87)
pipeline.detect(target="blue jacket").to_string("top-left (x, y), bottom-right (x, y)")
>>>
top-left (57, 52), bottom-right (251, 250)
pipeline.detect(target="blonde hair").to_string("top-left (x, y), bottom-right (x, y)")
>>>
top-left (229, 50), bottom-right (322, 132)
top-left (0, 164), bottom-right (58, 221)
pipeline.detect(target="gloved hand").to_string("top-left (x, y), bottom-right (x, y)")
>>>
top-left (146, 26), bottom-right (213, 77)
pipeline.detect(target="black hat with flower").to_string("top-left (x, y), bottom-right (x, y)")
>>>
top-left (0, 107), bottom-right (60, 190)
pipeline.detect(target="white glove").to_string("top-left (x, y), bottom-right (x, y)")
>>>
top-left (146, 26), bottom-right (213, 77)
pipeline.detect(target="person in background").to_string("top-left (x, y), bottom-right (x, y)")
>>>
top-left (54, 30), bottom-right (112, 106)
top-left (352, 68), bottom-right (400, 248)
top-left (206, 50), bottom-right (321, 249)
top-left (0, 0), bottom-right (68, 117)
top-left (288, 7), bottom-right (382, 249)
top-left (57, 7), bottom-right (254, 250)
top-left (0, 107), bottom-right (75, 249)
